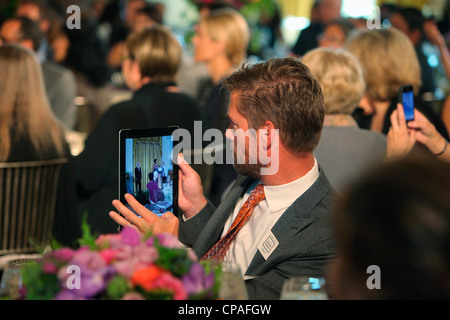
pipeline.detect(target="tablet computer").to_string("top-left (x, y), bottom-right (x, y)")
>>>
top-left (119, 126), bottom-right (179, 218)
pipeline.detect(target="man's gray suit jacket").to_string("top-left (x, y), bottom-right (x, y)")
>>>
top-left (179, 167), bottom-right (336, 299)
top-left (41, 61), bottom-right (78, 130)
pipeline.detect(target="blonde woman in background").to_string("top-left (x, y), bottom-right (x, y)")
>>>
top-left (191, 8), bottom-right (250, 206)
top-left (302, 48), bottom-right (386, 190)
top-left (345, 27), bottom-right (449, 140)
top-left (0, 45), bottom-right (79, 246)
top-left (0, 45), bottom-right (66, 162)
top-left (192, 8), bottom-right (250, 134)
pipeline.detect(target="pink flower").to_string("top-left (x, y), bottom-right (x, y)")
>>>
top-left (71, 250), bottom-right (107, 271)
top-left (100, 248), bottom-right (119, 264)
top-left (114, 245), bottom-right (158, 278)
top-left (52, 248), bottom-right (75, 262)
top-left (120, 227), bottom-right (141, 246)
top-left (42, 261), bottom-right (58, 274)
top-left (152, 272), bottom-right (188, 300)
top-left (96, 233), bottom-right (122, 249)
top-left (155, 233), bottom-right (182, 248)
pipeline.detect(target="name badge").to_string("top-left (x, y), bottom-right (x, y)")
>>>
top-left (258, 231), bottom-right (279, 260)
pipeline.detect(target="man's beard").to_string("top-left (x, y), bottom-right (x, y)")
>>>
top-left (232, 143), bottom-right (264, 180)
top-left (233, 162), bottom-right (263, 180)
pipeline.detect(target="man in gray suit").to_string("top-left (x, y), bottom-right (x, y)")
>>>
top-left (0, 17), bottom-right (78, 130)
top-left (110, 58), bottom-right (336, 299)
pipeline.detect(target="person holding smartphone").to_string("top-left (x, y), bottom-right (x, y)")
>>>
top-left (387, 103), bottom-right (450, 162)
top-left (345, 28), bottom-right (449, 140)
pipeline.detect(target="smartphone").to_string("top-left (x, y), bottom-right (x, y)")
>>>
top-left (398, 85), bottom-right (414, 122)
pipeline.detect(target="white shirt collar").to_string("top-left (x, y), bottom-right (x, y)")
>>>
top-left (255, 158), bottom-right (319, 213)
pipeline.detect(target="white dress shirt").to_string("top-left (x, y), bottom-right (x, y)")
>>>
top-left (222, 158), bottom-right (319, 276)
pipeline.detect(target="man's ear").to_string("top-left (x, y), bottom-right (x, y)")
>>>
top-left (261, 121), bottom-right (276, 151)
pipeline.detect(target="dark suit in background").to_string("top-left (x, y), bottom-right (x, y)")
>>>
top-left (134, 166), bottom-right (142, 192)
top-left (41, 61), bottom-right (78, 130)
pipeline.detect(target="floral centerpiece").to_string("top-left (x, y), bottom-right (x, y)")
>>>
top-left (20, 227), bottom-right (220, 300)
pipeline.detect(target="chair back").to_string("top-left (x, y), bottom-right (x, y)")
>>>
top-left (0, 158), bottom-right (68, 255)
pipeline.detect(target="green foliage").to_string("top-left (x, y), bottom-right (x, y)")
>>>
top-left (21, 263), bottom-right (60, 300)
top-left (106, 276), bottom-right (130, 300)
top-left (154, 241), bottom-right (192, 277)
top-left (77, 214), bottom-right (98, 250)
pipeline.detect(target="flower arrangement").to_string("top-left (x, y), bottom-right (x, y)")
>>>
top-left (20, 227), bottom-right (220, 300)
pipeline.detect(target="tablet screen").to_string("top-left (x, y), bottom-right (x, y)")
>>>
top-left (119, 127), bottom-right (179, 217)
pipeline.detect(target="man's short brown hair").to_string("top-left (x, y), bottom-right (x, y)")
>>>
top-left (222, 57), bottom-right (325, 154)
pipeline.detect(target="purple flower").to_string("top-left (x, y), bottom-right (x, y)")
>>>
top-left (57, 251), bottom-right (115, 299)
top-left (55, 289), bottom-right (85, 300)
top-left (182, 263), bottom-right (215, 296)
top-left (58, 264), bottom-right (116, 299)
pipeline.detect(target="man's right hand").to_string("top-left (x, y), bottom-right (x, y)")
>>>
top-left (177, 153), bottom-right (207, 219)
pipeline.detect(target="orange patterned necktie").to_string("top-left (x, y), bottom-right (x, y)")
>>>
top-left (201, 184), bottom-right (266, 261)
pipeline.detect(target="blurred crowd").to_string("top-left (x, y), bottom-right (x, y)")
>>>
top-left (1, 0), bottom-right (450, 300)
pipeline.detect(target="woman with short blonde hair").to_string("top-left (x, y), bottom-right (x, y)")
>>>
top-left (198, 8), bottom-right (250, 68)
top-left (125, 25), bottom-right (182, 84)
top-left (302, 48), bottom-right (387, 190)
top-left (302, 48), bottom-right (365, 115)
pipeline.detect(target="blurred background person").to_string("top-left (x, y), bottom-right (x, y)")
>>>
top-left (0, 45), bottom-right (79, 247)
top-left (74, 25), bottom-right (206, 235)
top-left (388, 104), bottom-right (450, 163)
top-left (303, 48), bottom-right (386, 191)
top-left (318, 18), bottom-right (355, 49)
top-left (107, 1), bottom-right (163, 70)
top-left (190, 8), bottom-right (250, 206)
top-left (328, 152), bottom-right (450, 299)
top-left (346, 27), bottom-right (449, 140)
top-left (423, 18), bottom-right (450, 137)
top-left (192, 8), bottom-right (249, 133)
top-left (0, 16), bottom-right (78, 131)
top-left (177, 0), bottom-right (233, 100)
top-left (389, 6), bottom-right (437, 102)
top-left (15, 0), bottom-right (55, 62)
top-left (291, 0), bottom-right (342, 58)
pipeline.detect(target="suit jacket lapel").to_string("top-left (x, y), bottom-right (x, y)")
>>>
top-left (245, 167), bottom-right (331, 276)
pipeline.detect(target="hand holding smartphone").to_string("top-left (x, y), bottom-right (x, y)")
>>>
top-left (398, 85), bottom-right (415, 122)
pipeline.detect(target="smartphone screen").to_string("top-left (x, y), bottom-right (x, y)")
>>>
top-left (399, 85), bottom-right (414, 122)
